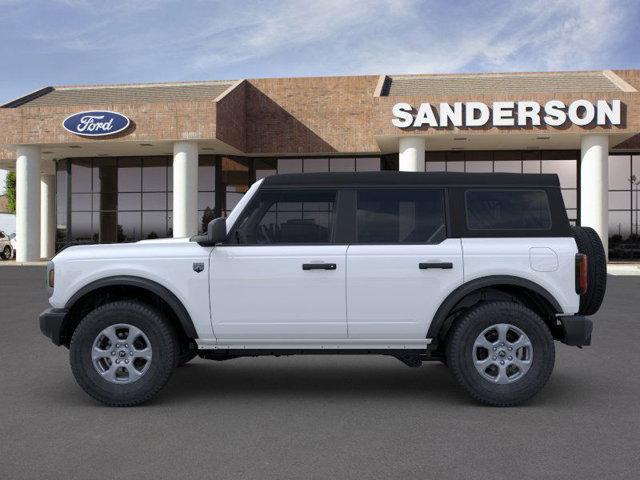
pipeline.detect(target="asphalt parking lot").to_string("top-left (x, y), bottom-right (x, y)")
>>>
top-left (1, 267), bottom-right (639, 479)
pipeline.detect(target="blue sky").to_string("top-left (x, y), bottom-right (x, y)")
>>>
top-left (1, 0), bottom-right (639, 192)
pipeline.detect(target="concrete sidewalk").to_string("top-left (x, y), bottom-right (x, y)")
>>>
top-left (0, 260), bottom-right (48, 267)
top-left (608, 263), bottom-right (640, 275)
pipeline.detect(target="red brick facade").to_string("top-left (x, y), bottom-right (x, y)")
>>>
top-left (0, 70), bottom-right (639, 160)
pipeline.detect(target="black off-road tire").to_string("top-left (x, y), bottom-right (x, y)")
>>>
top-left (70, 300), bottom-right (178, 407)
top-left (1, 245), bottom-right (11, 260)
top-left (571, 226), bottom-right (607, 315)
top-left (446, 301), bottom-right (555, 407)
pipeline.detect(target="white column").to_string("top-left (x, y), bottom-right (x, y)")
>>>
top-left (172, 141), bottom-right (199, 238)
top-left (580, 134), bottom-right (609, 257)
top-left (399, 137), bottom-right (425, 172)
top-left (40, 173), bottom-right (56, 259)
top-left (15, 145), bottom-right (41, 262)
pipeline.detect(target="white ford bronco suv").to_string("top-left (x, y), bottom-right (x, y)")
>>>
top-left (40, 172), bottom-right (606, 407)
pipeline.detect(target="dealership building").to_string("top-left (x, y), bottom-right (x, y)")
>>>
top-left (0, 69), bottom-right (639, 262)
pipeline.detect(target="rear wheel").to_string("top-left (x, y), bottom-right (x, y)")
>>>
top-left (70, 300), bottom-right (177, 407)
top-left (571, 226), bottom-right (607, 315)
top-left (1, 245), bottom-right (11, 260)
top-left (446, 301), bottom-right (555, 407)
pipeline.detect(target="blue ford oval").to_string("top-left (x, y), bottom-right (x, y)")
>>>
top-left (63, 111), bottom-right (130, 137)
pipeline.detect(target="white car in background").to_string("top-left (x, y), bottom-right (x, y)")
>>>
top-left (0, 230), bottom-right (14, 260)
top-left (9, 232), bottom-right (16, 258)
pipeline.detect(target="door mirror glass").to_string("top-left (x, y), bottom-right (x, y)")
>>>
top-left (208, 217), bottom-right (227, 244)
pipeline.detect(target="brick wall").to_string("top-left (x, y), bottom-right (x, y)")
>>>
top-left (0, 71), bottom-right (638, 157)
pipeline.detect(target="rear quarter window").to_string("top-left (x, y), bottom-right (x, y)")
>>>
top-left (465, 189), bottom-right (552, 230)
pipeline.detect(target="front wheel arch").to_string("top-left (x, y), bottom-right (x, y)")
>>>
top-left (61, 276), bottom-right (197, 347)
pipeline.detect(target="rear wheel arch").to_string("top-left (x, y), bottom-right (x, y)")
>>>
top-left (428, 276), bottom-right (562, 346)
top-left (61, 276), bottom-right (197, 347)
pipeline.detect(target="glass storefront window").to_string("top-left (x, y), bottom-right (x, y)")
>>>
top-left (55, 160), bottom-right (68, 250)
top-left (542, 160), bottom-right (576, 188)
top-left (493, 161), bottom-right (521, 173)
top-left (143, 157), bottom-right (168, 192)
top-left (118, 211), bottom-right (140, 242)
top-left (447, 161), bottom-right (465, 172)
top-left (117, 158), bottom-right (142, 192)
top-left (142, 211), bottom-right (167, 239)
top-left (305, 158), bottom-right (329, 172)
top-left (609, 154), bottom-right (640, 259)
top-left (71, 159), bottom-right (92, 192)
top-left (465, 161), bottom-right (492, 173)
top-left (142, 193), bottom-right (167, 210)
top-left (255, 158), bottom-right (277, 180)
top-left (522, 160), bottom-right (541, 173)
top-left (330, 157), bottom-right (355, 172)
top-left (217, 156), bottom-right (249, 219)
top-left (426, 161), bottom-right (446, 172)
top-left (277, 158), bottom-right (302, 173)
top-left (356, 157), bottom-right (381, 171)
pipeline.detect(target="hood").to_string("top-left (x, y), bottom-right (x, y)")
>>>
top-left (137, 237), bottom-right (192, 244)
top-left (52, 237), bottom-right (208, 263)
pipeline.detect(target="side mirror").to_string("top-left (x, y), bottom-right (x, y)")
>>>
top-left (208, 217), bottom-right (227, 244)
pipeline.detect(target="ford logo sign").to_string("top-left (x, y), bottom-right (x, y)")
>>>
top-left (62, 110), bottom-right (130, 137)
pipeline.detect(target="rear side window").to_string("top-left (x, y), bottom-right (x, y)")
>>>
top-left (234, 189), bottom-right (337, 244)
top-left (465, 189), bottom-right (551, 230)
top-left (356, 189), bottom-right (446, 243)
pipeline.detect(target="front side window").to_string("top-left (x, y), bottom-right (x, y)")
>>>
top-left (465, 189), bottom-right (552, 230)
top-left (356, 189), bottom-right (446, 243)
top-left (234, 189), bottom-right (337, 245)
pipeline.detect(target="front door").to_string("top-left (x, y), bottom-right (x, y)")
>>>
top-left (210, 187), bottom-right (347, 340)
top-left (346, 188), bottom-right (463, 339)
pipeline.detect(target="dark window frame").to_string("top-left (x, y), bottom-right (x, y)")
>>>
top-left (448, 186), bottom-right (570, 238)
top-left (464, 188), bottom-right (553, 231)
top-left (353, 187), bottom-right (448, 245)
top-left (227, 187), bottom-right (342, 246)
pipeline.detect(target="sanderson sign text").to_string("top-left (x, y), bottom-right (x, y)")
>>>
top-left (391, 99), bottom-right (622, 128)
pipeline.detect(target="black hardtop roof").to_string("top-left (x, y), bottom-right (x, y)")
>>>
top-left (261, 171), bottom-right (560, 188)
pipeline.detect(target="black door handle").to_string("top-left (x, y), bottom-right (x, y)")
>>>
top-left (302, 263), bottom-right (337, 271)
top-left (419, 262), bottom-right (453, 269)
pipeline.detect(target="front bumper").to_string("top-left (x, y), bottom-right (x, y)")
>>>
top-left (558, 315), bottom-right (593, 347)
top-left (39, 308), bottom-right (68, 346)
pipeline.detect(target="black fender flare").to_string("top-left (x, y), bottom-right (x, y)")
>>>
top-left (426, 275), bottom-right (562, 340)
top-left (65, 275), bottom-right (198, 339)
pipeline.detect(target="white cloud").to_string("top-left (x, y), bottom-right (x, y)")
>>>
top-left (4, 0), bottom-right (636, 91)
top-left (351, 0), bottom-right (629, 74)
top-left (189, 0), bottom-right (414, 70)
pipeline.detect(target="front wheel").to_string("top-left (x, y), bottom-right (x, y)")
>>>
top-left (70, 300), bottom-right (178, 407)
top-left (1, 245), bottom-right (11, 260)
top-left (446, 301), bottom-right (555, 407)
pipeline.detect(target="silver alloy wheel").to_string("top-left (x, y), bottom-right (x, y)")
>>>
top-left (91, 323), bottom-right (152, 384)
top-left (472, 323), bottom-right (533, 384)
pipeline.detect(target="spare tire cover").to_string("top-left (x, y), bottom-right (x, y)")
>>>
top-left (571, 226), bottom-right (607, 315)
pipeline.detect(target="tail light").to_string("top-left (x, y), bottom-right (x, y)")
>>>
top-left (575, 253), bottom-right (588, 295)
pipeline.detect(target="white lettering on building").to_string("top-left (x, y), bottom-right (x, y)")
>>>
top-left (76, 115), bottom-right (114, 133)
top-left (391, 100), bottom-right (622, 128)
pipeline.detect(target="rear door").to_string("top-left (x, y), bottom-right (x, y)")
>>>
top-left (210, 188), bottom-right (348, 340)
top-left (346, 188), bottom-right (463, 339)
